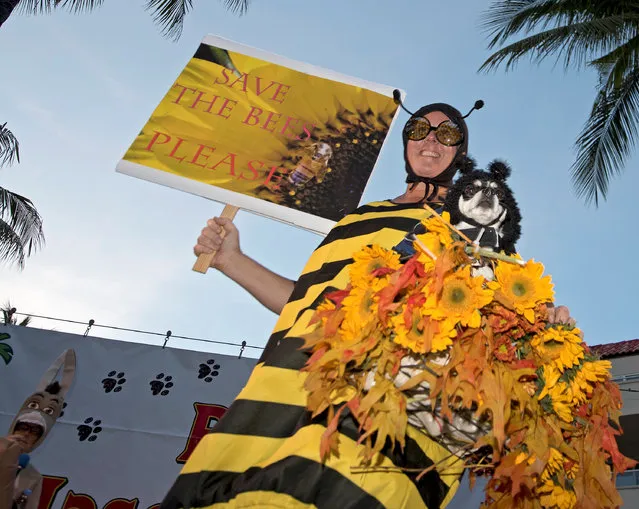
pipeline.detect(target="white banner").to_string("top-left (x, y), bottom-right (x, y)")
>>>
top-left (0, 324), bottom-right (257, 509)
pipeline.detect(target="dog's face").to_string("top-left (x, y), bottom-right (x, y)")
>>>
top-left (443, 159), bottom-right (522, 254)
top-left (458, 179), bottom-right (505, 226)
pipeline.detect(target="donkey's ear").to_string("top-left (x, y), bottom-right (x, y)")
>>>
top-left (36, 349), bottom-right (76, 397)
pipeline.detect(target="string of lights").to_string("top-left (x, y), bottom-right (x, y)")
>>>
top-left (9, 311), bottom-right (265, 352)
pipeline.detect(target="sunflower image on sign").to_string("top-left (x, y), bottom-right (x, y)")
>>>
top-left (117, 35), bottom-right (400, 234)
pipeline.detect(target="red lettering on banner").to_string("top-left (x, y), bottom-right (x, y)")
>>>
top-left (39, 476), bottom-right (68, 509)
top-left (168, 137), bottom-right (187, 163)
top-left (242, 106), bottom-right (263, 126)
top-left (214, 68), bottom-right (231, 86)
top-left (270, 83), bottom-right (292, 104)
top-left (229, 73), bottom-right (249, 92)
top-left (61, 491), bottom-right (98, 509)
top-left (215, 71), bottom-right (293, 105)
top-left (175, 403), bottom-right (228, 464)
top-left (104, 498), bottom-right (139, 509)
top-left (261, 111), bottom-right (282, 133)
top-left (263, 165), bottom-right (287, 189)
top-left (190, 144), bottom-right (217, 168)
top-left (209, 153), bottom-right (237, 175)
top-left (172, 84), bottom-right (196, 104)
top-left (245, 160), bottom-right (265, 181)
top-left (145, 131), bottom-right (172, 151)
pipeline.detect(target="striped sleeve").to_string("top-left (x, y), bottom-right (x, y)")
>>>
top-left (161, 201), bottom-right (464, 509)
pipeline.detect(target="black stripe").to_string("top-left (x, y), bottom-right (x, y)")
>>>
top-left (318, 216), bottom-right (420, 250)
top-left (262, 335), bottom-right (309, 370)
top-left (160, 456), bottom-right (387, 509)
top-left (308, 408), bottom-right (449, 509)
top-left (212, 399), bottom-right (307, 438)
top-left (288, 259), bottom-right (352, 303)
top-left (210, 399), bottom-right (448, 509)
top-left (261, 285), bottom-right (341, 370)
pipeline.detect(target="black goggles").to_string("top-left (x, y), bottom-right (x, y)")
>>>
top-left (404, 117), bottom-right (464, 147)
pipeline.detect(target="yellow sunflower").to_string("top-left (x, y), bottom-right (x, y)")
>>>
top-left (340, 285), bottom-right (379, 340)
top-left (420, 212), bottom-right (456, 247)
top-left (391, 311), bottom-right (457, 354)
top-left (423, 266), bottom-right (494, 328)
top-left (539, 482), bottom-right (577, 509)
top-left (414, 231), bottom-right (447, 268)
top-left (544, 382), bottom-right (576, 422)
top-left (349, 244), bottom-right (401, 290)
top-left (531, 327), bottom-right (585, 372)
top-left (569, 360), bottom-right (611, 401)
top-left (538, 449), bottom-right (578, 509)
top-left (494, 258), bottom-right (554, 323)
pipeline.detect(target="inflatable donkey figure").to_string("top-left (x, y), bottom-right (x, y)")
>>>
top-left (0, 349), bottom-right (76, 509)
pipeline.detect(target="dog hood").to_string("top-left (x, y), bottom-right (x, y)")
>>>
top-left (9, 349), bottom-right (76, 452)
top-left (402, 103), bottom-right (470, 186)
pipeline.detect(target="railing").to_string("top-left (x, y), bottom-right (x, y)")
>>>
top-left (617, 469), bottom-right (639, 489)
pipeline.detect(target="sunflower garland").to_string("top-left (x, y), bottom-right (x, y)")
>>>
top-left (300, 212), bottom-right (636, 509)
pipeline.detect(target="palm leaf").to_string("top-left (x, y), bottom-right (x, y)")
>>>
top-left (482, 0), bottom-right (596, 48)
top-left (480, 15), bottom-right (638, 72)
top-left (591, 34), bottom-right (639, 91)
top-left (144, 0), bottom-right (249, 41)
top-left (0, 343), bottom-right (13, 365)
top-left (144, 0), bottom-right (194, 40)
top-left (571, 69), bottom-right (639, 205)
top-left (15, 0), bottom-right (105, 15)
top-left (0, 123), bottom-right (19, 167)
top-left (0, 187), bottom-right (44, 268)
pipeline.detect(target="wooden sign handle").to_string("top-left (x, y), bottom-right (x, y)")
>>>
top-left (192, 204), bottom-right (240, 274)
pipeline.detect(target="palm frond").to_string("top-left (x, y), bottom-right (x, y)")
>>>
top-left (144, 0), bottom-right (194, 41)
top-left (54, 0), bottom-right (105, 14)
top-left (481, 0), bottom-right (596, 49)
top-left (15, 0), bottom-right (56, 15)
top-left (0, 217), bottom-right (28, 268)
top-left (0, 123), bottom-right (19, 167)
top-left (480, 15), bottom-right (638, 73)
top-left (591, 34), bottom-right (639, 91)
top-left (571, 69), bottom-right (639, 205)
top-left (221, 0), bottom-right (250, 14)
top-left (15, 0), bottom-right (105, 16)
top-left (0, 186), bottom-right (44, 268)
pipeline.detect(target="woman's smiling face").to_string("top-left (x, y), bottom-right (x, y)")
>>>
top-left (406, 110), bottom-right (458, 179)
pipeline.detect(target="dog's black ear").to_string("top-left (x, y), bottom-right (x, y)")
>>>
top-left (487, 160), bottom-right (511, 181)
top-left (458, 155), bottom-right (476, 175)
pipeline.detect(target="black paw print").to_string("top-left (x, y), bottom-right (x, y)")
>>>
top-left (150, 373), bottom-right (173, 396)
top-left (59, 402), bottom-right (68, 418)
top-left (77, 417), bottom-right (102, 442)
top-left (198, 359), bottom-right (221, 382)
top-left (102, 371), bottom-right (126, 393)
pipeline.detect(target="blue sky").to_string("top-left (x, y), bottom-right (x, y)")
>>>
top-left (1, 0), bottom-right (637, 360)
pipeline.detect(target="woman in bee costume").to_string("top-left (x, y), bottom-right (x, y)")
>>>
top-left (0, 349), bottom-right (76, 509)
top-left (161, 95), bottom-right (482, 509)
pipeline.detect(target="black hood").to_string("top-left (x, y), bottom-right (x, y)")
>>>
top-left (402, 102), bottom-right (470, 186)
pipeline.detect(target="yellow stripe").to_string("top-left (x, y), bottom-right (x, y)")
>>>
top-left (200, 491), bottom-right (318, 509)
top-left (334, 205), bottom-right (432, 228)
top-left (182, 425), bottom-right (430, 508)
top-left (272, 209), bottom-right (433, 335)
top-left (272, 268), bottom-right (351, 335)
top-left (273, 225), bottom-right (412, 335)
top-left (300, 225), bottom-right (412, 276)
top-left (236, 364), bottom-right (308, 406)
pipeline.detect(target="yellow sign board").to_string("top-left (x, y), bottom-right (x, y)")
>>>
top-left (117, 35), bottom-right (402, 235)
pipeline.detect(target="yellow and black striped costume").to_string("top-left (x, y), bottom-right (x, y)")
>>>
top-left (162, 201), bottom-right (464, 509)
